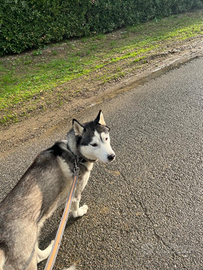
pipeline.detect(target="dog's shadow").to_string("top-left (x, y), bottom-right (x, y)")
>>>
top-left (38, 213), bottom-right (81, 268)
top-left (39, 212), bottom-right (80, 251)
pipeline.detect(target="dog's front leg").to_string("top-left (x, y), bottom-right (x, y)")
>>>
top-left (71, 194), bottom-right (88, 218)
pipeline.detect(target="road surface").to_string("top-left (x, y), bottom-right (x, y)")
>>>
top-left (0, 57), bottom-right (202, 269)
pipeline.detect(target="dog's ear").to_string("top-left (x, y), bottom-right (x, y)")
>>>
top-left (72, 119), bottom-right (85, 136)
top-left (95, 110), bottom-right (106, 126)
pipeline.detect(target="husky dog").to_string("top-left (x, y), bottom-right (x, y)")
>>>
top-left (0, 110), bottom-right (115, 270)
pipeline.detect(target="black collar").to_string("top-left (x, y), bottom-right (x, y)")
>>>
top-left (66, 144), bottom-right (96, 164)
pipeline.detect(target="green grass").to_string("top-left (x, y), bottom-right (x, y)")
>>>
top-left (0, 10), bottom-right (203, 125)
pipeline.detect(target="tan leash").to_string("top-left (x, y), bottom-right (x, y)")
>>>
top-left (44, 161), bottom-right (79, 270)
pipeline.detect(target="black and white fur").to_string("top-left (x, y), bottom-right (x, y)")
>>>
top-left (0, 111), bottom-right (115, 270)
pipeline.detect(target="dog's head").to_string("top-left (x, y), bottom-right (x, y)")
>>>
top-left (73, 110), bottom-right (115, 163)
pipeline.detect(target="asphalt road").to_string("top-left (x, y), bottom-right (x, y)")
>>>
top-left (0, 57), bottom-right (202, 270)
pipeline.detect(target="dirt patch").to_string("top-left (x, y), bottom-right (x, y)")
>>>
top-left (0, 37), bottom-right (202, 157)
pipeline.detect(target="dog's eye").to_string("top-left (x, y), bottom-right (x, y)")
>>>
top-left (105, 137), bottom-right (108, 141)
top-left (91, 143), bottom-right (98, 147)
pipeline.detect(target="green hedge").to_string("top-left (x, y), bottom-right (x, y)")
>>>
top-left (0, 0), bottom-right (202, 55)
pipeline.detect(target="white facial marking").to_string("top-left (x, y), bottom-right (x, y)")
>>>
top-left (81, 131), bottom-right (115, 163)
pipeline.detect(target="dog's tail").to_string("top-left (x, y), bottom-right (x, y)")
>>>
top-left (0, 249), bottom-right (5, 270)
top-left (63, 264), bottom-right (76, 270)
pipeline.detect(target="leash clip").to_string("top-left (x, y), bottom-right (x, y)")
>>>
top-left (74, 158), bottom-right (80, 176)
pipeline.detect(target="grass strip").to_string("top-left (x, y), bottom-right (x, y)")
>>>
top-left (0, 10), bottom-right (202, 125)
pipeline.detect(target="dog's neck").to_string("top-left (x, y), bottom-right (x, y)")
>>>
top-left (66, 131), bottom-right (96, 164)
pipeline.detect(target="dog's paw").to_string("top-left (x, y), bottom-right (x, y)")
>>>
top-left (63, 265), bottom-right (76, 270)
top-left (72, 204), bottom-right (88, 218)
top-left (37, 240), bottom-right (55, 263)
top-left (50, 240), bottom-right (55, 248)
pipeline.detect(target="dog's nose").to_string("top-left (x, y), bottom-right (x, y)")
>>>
top-left (108, 154), bottom-right (115, 161)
